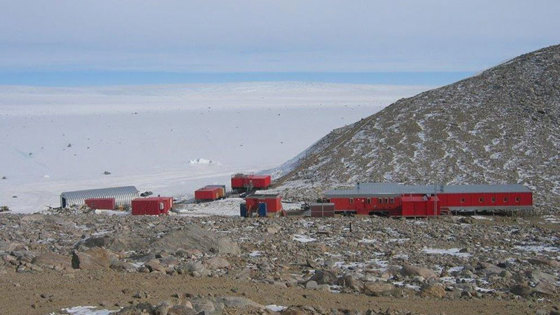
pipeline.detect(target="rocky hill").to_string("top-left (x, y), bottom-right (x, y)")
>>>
top-left (274, 44), bottom-right (560, 210)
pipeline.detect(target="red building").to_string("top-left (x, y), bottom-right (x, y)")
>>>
top-left (84, 198), bottom-right (116, 210)
top-left (131, 197), bottom-right (173, 215)
top-left (245, 191), bottom-right (283, 214)
top-left (195, 185), bottom-right (226, 201)
top-left (231, 174), bottom-right (271, 191)
top-left (324, 183), bottom-right (533, 217)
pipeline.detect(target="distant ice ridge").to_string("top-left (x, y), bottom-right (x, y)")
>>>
top-left (188, 158), bottom-right (220, 166)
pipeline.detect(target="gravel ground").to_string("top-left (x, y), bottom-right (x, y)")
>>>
top-left (0, 210), bottom-right (559, 314)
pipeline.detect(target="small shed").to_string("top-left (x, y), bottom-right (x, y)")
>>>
top-left (245, 191), bottom-right (282, 213)
top-left (195, 185), bottom-right (226, 201)
top-left (310, 203), bottom-right (335, 217)
top-left (231, 174), bottom-right (271, 190)
top-left (60, 186), bottom-right (139, 208)
top-left (131, 197), bottom-right (173, 215)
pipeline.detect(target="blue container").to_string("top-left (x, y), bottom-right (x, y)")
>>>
top-left (258, 202), bottom-right (267, 217)
top-left (240, 203), bottom-right (247, 217)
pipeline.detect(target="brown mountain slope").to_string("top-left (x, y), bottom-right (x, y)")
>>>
top-left (274, 44), bottom-right (560, 210)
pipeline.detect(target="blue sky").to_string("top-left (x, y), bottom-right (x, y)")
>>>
top-left (0, 0), bottom-right (559, 84)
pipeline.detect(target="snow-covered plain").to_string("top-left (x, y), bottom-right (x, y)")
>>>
top-left (0, 82), bottom-right (429, 213)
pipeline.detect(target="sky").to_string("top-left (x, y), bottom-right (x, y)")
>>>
top-left (0, 0), bottom-right (559, 84)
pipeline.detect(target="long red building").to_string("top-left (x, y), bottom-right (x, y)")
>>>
top-left (324, 183), bottom-right (533, 217)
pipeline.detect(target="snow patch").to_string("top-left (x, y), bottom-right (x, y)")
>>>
top-left (293, 234), bottom-right (316, 243)
top-left (59, 306), bottom-right (116, 315)
top-left (422, 247), bottom-right (472, 258)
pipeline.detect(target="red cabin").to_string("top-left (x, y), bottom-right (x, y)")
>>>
top-left (84, 198), bottom-right (116, 210)
top-left (231, 174), bottom-right (271, 191)
top-left (131, 197), bottom-right (173, 215)
top-left (324, 183), bottom-right (532, 217)
top-left (195, 185), bottom-right (226, 201)
top-left (245, 191), bottom-right (282, 213)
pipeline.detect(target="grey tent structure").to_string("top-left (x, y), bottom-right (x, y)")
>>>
top-left (60, 186), bottom-right (139, 208)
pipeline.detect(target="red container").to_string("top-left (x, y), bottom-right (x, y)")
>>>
top-left (195, 186), bottom-right (224, 201)
top-left (85, 198), bottom-right (116, 210)
top-left (245, 193), bottom-right (282, 213)
top-left (231, 174), bottom-right (271, 190)
top-left (131, 197), bottom-right (173, 215)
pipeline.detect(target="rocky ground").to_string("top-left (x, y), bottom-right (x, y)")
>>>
top-left (0, 210), bottom-right (559, 314)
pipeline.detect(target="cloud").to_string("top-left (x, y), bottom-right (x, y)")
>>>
top-left (0, 0), bottom-right (559, 72)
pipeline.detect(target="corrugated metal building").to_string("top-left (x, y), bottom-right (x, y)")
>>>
top-left (60, 186), bottom-right (139, 208)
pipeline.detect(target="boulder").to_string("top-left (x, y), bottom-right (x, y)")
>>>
top-left (533, 280), bottom-right (557, 296)
top-left (338, 274), bottom-right (363, 292)
top-left (363, 282), bottom-right (396, 297)
top-left (510, 284), bottom-right (532, 297)
top-left (477, 262), bottom-right (503, 275)
top-left (216, 296), bottom-right (263, 309)
top-left (205, 257), bottom-right (230, 270)
top-left (216, 238), bottom-right (241, 255)
top-left (145, 259), bottom-right (166, 273)
top-left (32, 253), bottom-right (72, 270)
top-left (72, 248), bottom-right (112, 270)
top-left (401, 264), bottom-right (437, 280)
top-left (309, 269), bottom-right (338, 285)
top-left (420, 283), bottom-right (446, 298)
top-left (110, 260), bottom-right (137, 273)
top-left (528, 257), bottom-right (560, 267)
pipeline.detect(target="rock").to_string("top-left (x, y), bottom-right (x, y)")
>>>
top-left (338, 274), bottom-right (363, 291)
top-left (116, 302), bottom-right (154, 314)
top-left (216, 238), bottom-right (241, 255)
top-left (401, 264), bottom-right (437, 280)
top-left (150, 227), bottom-right (240, 255)
top-left (477, 262), bottom-right (503, 275)
top-left (533, 280), bottom-right (557, 296)
top-left (216, 296), bottom-right (263, 309)
top-left (191, 299), bottom-right (216, 313)
top-left (179, 262), bottom-right (209, 277)
top-left (146, 259), bottom-right (166, 273)
top-left (363, 282), bottom-right (396, 297)
top-left (528, 270), bottom-right (557, 284)
top-left (528, 257), bottom-right (560, 267)
top-left (110, 260), bottom-right (137, 273)
top-left (266, 225), bottom-right (280, 234)
top-left (420, 283), bottom-right (446, 298)
top-left (167, 305), bottom-right (197, 315)
top-left (82, 235), bottom-right (113, 248)
top-left (32, 253), bottom-right (72, 270)
top-left (309, 269), bottom-right (338, 285)
top-left (510, 284), bottom-right (532, 297)
top-left (205, 257), bottom-right (230, 270)
top-left (305, 280), bottom-right (318, 290)
top-left (72, 248), bottom-right (112, 270)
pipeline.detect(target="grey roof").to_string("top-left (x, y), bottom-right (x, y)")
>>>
top-left (60, 186), bottom-right (139, 207)
top-left (324, 182), bottom-right (531, 197)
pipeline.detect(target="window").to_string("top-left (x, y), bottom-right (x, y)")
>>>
top-left (515, 197), bottom-right (520, 203)
top-left (460, 198), bottom-right (465, 203)
top-left (504, 197), bottom-right (508, 202)
top-left (367, 198), bottom-right (371, 204)
top-left (390, 198), bottom-right (394, 204)
top-left (479, 197), bottom-right (484, 203)
top-left (378, 198), bottom-right (382, 203)
top-left (350, 198), bottom-right (354, 204)
top-left (491, 197), bottom-right (496, 203)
